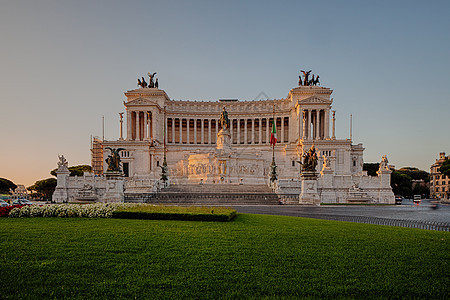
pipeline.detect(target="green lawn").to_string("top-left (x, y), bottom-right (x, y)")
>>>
top-left (0, 214), bottom-right (448, 299)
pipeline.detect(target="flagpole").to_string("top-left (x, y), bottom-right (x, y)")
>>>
top-left (269, 103), bottom-right (277, 184)
top-left (161, 106), bottom-right (168, 187)
top-left (272, 104), bottom-right (275, 160)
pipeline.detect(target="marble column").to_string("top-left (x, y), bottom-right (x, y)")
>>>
top-left (165, 117), bottom-right (168, 144)
top-left (143, 111), bottom-right (148, 140)
top-left (237, 119), bottom-right (241, 144)
top-left (135, 111), bottom-right (140, 141)
top-left (186, 118), bottom-right (190, 144)
top-left (325, 110), bottom-right (330, 139)
top-left (208, 119), bottom-right (211, 144)
top-left (244, 119), bottom-right (248, 144)
top-left (194, 119), bottom-right (197, 144)
top-left (251, 119), bottom-right (255, 144)
top-left (307, 110), bottom-right (311, 140)
top-left (299, 110), bottom-right (303, 140)
top-left (332, 111), bottom-right (336, 139)
top-left (258, 118), bottom-right (262, 144)
top-left (281, 117), bottom-right (284, 143)
top-left (302, 110), bottom-right (307, 139)
top-left (229, 119), bottom-right (233, 143)
top-left (179, 118), bottom-right (183, 144)
top-left (266, 117), bottom-right (270, 144)
top-left (172, 118), bottom-right (175, 144)
top-left (314, 110), bottom-right (318, 140)
top-left (201, 119), bottom-right (204, 144)
top-left (127, 110), bottom-right (132, 140)
top-left (151, 111), bottom-right (156, 141)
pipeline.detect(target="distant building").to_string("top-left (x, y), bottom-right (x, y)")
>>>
top-left (10, 184), bottom-right (28, 200)
top-left (430, 152), bottom-right (449, 199)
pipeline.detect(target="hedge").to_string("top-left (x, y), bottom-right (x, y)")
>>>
top-left (112, 209), bottom-right (236, 222)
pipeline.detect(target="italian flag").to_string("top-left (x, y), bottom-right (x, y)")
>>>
top-left (270, 120), bottom-right (277, 146)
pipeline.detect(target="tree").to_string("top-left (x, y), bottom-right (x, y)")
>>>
top-left (390, 167), bottom-right (430, 198)
top-left (28, 178), bottom-right (57, 201)
top-left (50, 165), bottom-right (92, 177)
top-left (391, 171), bottom-right (412, 198)
top-left (398, 167), bottom-right (430, 183)
top-left (439, 159), bottom-right (450, 177)
top-left (363, 163), bottom-right (379, 176)
top-left (0, 178), bottom-right (17, 194)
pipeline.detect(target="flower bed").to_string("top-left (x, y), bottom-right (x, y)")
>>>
top-left (7, 203), bottom-right (136, 218)
top-left (4, 203), bottom-right (237, 221)
top-left (0, 205), bottom-right (23, 217)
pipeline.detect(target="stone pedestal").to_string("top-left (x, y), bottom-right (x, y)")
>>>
top-left (319, 168), bottom-right (335, 203)
top-left (299, 172), bottom-right (320, 205)
top-left (53, 164), bottom-right (70, 203)
top-left (216, 128), bottom-right (231, 151)
top-left (102, 172), bottom-right (124, 203)
top-left (53, 188), bottom-right (69, 203)
top-left (377, 168), bottom-right (395, 204)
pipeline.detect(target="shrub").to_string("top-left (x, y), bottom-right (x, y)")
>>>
top-left (7, 203), bottom-right (137, 218)
top-left (0, 205), bottom-right (23, 217)
top-left (5, 203), bottom-right (237, 221)
top-left (113, 205), bottom-right (237, 222)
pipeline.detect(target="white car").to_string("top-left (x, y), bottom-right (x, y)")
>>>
top-left (12, 199), bottom-right (33, 206)
top-left (0, 199), bottom-right (10, 207)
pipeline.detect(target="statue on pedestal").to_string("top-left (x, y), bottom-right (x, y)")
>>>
top-left (219, 107), bottom-right (230, 130)
top-left (105, 147), bottom-right (125, 172)
top-left (299, 145), bottom-right (320, 205)
top-left (57, 155), bottom-right (69, 172)
top-left (299, 70), bottom-right (320, 86)
top-left (148, 72), bottom-right (157, 88)
top-left (301, 145), bottom-right (318, 173)
top-left (378, 155), bottom-right (389, 171)
top-left (301, 70), bottom-right (312, 86)
top-left (137, 77), bottom-right (148, 88)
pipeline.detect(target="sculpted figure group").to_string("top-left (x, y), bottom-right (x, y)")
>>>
top-left (300, 145), bottom-right (318, 173)
top-left (105, 147), bottom-right (125, 172)
top-left (298, 70), bottom-right (320, 86)
top-left (137, 72), bottom-right (159, 89)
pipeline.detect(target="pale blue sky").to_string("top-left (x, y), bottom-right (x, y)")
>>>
top-left (1, 0), bottom-right (449, 187)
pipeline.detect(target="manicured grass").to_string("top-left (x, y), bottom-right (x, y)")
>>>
top-left (113, 205), bottom-right (236, 222)
top-left (0, 214), bottom-right (448, 299)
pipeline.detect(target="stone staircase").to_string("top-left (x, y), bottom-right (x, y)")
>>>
top-left (125, 184), bottom-right (280, 205)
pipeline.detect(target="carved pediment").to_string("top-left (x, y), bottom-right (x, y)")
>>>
top-left (297, 96), bottom-right (332, 105)
top-left (125, 97), bottom-right (157, 106)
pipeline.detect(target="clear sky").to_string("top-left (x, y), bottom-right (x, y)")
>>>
top-left (1, 0), bottom-right (449, 187)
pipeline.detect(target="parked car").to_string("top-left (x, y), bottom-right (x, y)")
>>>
top-left (12, 199), bottom-right (33, 206)
top-left (0, 199), bottom-right (10, 207)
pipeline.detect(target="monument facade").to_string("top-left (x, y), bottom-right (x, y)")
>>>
top-left (55, 71), bottom-right (394, 204)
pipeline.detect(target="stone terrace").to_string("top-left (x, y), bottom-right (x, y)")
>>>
top-left (125, 184), bottom-right (280, 205)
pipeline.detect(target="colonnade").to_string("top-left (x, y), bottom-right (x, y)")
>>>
top-left (126, 109), bottom-right (330, 143)
top-left (127, 110), bottom-right (155, 141)
top-left (300, 109), bottom-right (330, 140)
top-left (166, 116), bottom-right (289, 145)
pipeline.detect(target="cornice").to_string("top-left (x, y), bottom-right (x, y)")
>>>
top-left (289, 86), bottom-right (333, 95)
top-left (296, 95), bottom-right (333, 106)
top-left (124, 88), bottom-right (170, 101)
